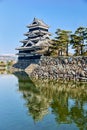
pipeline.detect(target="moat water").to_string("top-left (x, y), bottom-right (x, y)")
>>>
top-left (0, 71), bottom-right (87, 130)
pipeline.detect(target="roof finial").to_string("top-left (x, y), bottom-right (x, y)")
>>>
top-left (34, 17), bottom-right (37, 21)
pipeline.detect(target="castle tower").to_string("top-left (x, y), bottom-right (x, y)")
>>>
top-left (16, 18), bottom-right (51, 60)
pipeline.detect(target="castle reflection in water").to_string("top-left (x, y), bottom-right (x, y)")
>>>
top-left (13, 71), bottom-right (87, 130)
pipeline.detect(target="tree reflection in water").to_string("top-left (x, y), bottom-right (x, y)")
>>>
top-left (14, 71), bottom-right (87, 130)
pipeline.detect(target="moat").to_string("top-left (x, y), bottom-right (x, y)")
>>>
top-left (0, 71), bottom-right (87, 130)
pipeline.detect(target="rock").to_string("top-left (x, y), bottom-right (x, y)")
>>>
top-left (25, 64), bottom-right (39, 75)
top-left (27, 56), bottom-right (87, 81)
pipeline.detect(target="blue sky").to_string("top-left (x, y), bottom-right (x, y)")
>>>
top-left (0, 0), bottom-right (87, 54)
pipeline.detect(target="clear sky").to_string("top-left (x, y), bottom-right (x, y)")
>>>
top-left (0, 0), bottom-right (87, 54)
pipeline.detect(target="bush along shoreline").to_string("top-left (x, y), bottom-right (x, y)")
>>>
top-left (30, 56), bottom-right (87, 81)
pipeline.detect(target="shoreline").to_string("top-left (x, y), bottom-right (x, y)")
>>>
top-left (3, 56), bottom-right (87, 82)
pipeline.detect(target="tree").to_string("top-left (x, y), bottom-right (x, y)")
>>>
top-left (74, 27), bottom-right (87, 55)
top-left (49, 26), bottom-right (87, 56)
top-left (54, 29), bottom-right (72, 56)
top-left (49, 39), bottom-right (63, 56)
top-left (70, 34), bottom-right (81, 55)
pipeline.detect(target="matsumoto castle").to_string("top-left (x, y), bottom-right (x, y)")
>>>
top-left (16, 18), bottom-right (51, 60)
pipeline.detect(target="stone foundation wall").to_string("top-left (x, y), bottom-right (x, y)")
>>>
top-left (31, 56), bottom-right (87, 81)
top-left (13, 59), bottom-right (40, 70)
